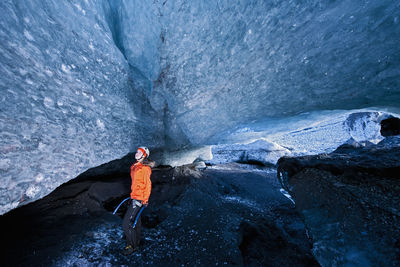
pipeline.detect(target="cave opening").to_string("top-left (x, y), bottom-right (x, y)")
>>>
top-left (380, 117), bottom-right (400, 137)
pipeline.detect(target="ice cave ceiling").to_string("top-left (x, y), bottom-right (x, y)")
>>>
top-left (1, 0), bottom-right (400, 214)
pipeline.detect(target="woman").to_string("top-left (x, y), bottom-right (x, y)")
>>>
top-left (122, 146), bottom-right (152, 255)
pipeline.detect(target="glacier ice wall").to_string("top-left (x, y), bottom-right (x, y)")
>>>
top-left (0, 0), bottom-right (164, 214)
top-left (155, 0), bottom-right (400, 144)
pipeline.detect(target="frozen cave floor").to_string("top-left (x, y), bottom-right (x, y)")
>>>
top-left (0, 160), bottom-right (319, 266)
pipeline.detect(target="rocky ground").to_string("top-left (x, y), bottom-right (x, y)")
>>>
top-left (0, 158), bottom-right (318, 266)
top-left (278, 136), bottom-right (400, 266)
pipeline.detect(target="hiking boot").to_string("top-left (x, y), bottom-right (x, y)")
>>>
top-left (122, 245), bottom-right (139, 255)
top-left (123, 245), bottom-right (134, 255)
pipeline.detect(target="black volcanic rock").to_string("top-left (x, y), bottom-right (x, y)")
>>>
top-left (277, 137), bottom-right (400, 266)
top-left (0, 160), bottom-right (318, 266)
top-left (239, 214), bottom-right (319, 266)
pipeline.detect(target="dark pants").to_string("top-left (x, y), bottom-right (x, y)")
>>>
top-left (122, 199), bottom-right (144, 248)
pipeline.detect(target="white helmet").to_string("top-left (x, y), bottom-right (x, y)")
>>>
top-left (137, 146), bottom-right (150, 158)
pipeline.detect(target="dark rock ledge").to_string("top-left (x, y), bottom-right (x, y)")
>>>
top-left (277, 137), bottom-right (400, 266)
top-left (0, 152), bottom-right (319, 266)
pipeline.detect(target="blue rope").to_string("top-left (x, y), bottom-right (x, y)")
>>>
top-left (113, 197), bottom-right (130, 215)
top-left (132, 206), bottom-right (145, 228)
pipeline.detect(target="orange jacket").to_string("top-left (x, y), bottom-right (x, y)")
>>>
top-left (130, 162), bottom-right (152, 204)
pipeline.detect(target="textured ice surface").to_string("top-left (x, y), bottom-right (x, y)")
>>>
top-left (0, 1), bottom-right (164, 214)
top-left (155, 0), bottom-right (400, 145)
top-left (1, 0), bottom-right (400, 214)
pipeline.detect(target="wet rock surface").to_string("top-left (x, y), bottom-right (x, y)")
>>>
top-left (0, 161), bottom-right (318, 266)
top-left (277, 136), bottom-right (400, 266)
